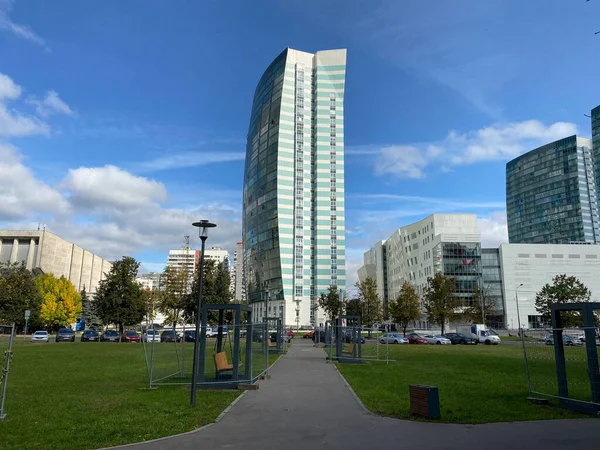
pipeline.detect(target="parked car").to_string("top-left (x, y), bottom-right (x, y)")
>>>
top-left (81, 329), bottom-right (99, 342)
top-left (56, 328), bottom-right (75, 342)
top-left (31, 330), bottom-right (49, 343)
top-left (405, 332), bottom-right (428, 344)
top-left (423, 334), bottom-right (452, 345)
top-left (303, 331), bottom-right (314, 339)
top-left (287, 330), bottom-right (295, 339)
top-left (123, 330), bottom-right (140, 343)
top-left (344, 330), bottom-right (366, 344)
top-left (183, 330), bottom-right (197, 342)
top-left (101, 330), bottom-right (120, 342)
top-left (443, 332), bottom-right (476, 345)
top-left (379, 333), bottom-right (408, 344)
top-left (143, 329), bottom-right (161, 343)
top-left (544, 334), bottom-right (582, 346)
top-left (161, 330), bottom-right (180, 343)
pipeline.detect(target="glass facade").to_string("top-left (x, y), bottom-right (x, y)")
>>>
top-left (481, 248), bottom-right (505, 328)
top-left (243, 48), bottom-right (347, 327)
top-left (592, 105), bottom-right (600, 198)
top-left (439, 242), bottom-right (481, 307)
top-left (506, 135), bottom-right (600, 244)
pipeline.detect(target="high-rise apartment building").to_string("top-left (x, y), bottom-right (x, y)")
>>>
top-left (202, 247), bottom-right (230, 271)
top-left (506, 135), bottom-right (600, 244)
top-left (232, 242), bottom-right (245, 303)
top-left (166, 248), bottom-right (196, 284)
top-left (242, 48), bottom-right (347, 327)
top-left (136, 272), bottom-right (161, 291)
top-left (358, 214), bottom-right (482, 328)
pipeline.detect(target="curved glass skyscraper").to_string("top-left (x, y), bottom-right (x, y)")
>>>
top-left (243, 48), bottom-right (347, 328)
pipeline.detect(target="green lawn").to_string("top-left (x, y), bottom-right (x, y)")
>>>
top-left (0, 341), bottom-right (271, 450)
top-left (337, 344), bottom-right (595, 424)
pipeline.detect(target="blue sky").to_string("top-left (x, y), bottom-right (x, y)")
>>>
top-left (1, 0), bottom-right (599, 289)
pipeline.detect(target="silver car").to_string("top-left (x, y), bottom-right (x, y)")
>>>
top-left (423, 334), bottom-right (452, 345)
top-left (379, 333), bottom-right (409, 344)
top-left (31, 330), bottom-right (49, 343)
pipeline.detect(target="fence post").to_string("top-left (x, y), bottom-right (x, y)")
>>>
top-left (0, 323), bottom-right (15, 421)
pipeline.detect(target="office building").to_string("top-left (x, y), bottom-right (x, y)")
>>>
top-left (0, 229), bottom-right (111, 295)
top-left (357, 240), bottom-right (388, 312)
top-left (358, 214), bottom-right (482, 328)
top-left (242, 48), bottom-right (347, 327)
top-left (499, 243), bottom-right (600, 330)
top-left (506, 135), bottom-right (600, 244)
top-left (480, 248), bottom-right (505, 329)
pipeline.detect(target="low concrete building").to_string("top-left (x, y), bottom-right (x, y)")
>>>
top-left (0, 230), bottom-right (112, 295)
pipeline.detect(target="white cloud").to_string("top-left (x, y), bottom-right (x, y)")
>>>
top-left (0, 0), bottom-right (49, 51)
top-left (373, 119), bottom-right (578, 178)
top-left (0, 144), bottom-right (70, 220)
top-left (477, 211), bottom-right (508, 248)
top-left (137, 151), bottom-right (245, 172)
top-left (0, 72), bottom-right (50, 137)
top-left (28, 90), bottom-right (75, 117)
top-left (61, 165), bottom-right (168, 211)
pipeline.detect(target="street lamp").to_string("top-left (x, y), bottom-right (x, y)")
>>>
top-left (190, 219), bottom-right (216, 407)
top-left (515, 283), bottom-right (524, 337)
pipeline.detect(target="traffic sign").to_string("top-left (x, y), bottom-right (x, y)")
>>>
top-left (24, 310), bottom-right (31, 320)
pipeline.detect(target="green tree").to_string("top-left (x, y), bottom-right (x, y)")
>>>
top-left (346, 298), bottom-right (363, 317)
top-left (35, 273), bottom-right (82, 331)
top-left (535, 274), bottom-right (591, 327)
top-left (423, 273), bottom-right (459, 335)
top-left (184, 259), bottom-right (232, 324)
top-left (94, 256), bottom-right (146, 335)
top-left (355, 277), bottom-right (383, 332)
top-left (158, 266), bottom-right (189, 327)
top-left (0, 262), bottom-right (42, 330)
top-left (389, 281), bottom-right (421, 336)
top-left (317, 285), bottom-right (343, 320)
top-left (81, 287), bottom-right (103, 330)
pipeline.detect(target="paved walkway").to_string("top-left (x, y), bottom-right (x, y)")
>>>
top-left (125, 339), bottom-right (600, 450)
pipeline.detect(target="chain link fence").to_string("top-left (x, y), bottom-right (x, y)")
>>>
top-left (0, 323), bottom-right (15, 420)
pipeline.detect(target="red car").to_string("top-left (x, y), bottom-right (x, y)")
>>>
top-left (123, 330), bottom-right (140, 343)
top-left (303, 331), bottom-right (314, 339)
top-left (406, 332), bottom-right (428, 344)
top-left (287, 330), bottom-right (295, 339)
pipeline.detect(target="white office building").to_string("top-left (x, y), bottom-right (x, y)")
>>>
top-left (499, 243), bottom-right (600, 330)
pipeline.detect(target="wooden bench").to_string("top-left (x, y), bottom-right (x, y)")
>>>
top-left (267, 338), bottom-right (276, 348)
top-left (342, 343), bottom-right (355, 355)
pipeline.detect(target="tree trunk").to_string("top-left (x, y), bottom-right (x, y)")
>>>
top-left (403, 323), bottom-right (407, 336)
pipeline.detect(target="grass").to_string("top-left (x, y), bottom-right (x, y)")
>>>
top-left (0, 341), bottom-right (279, 450)
top-left (337, 344), bottom-right (596, 424)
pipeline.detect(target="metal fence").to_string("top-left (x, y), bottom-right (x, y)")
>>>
top-left (0, 323), bottom-right (15, 420)
top-left (142, 322), bottom-right (276, 389)
top-left (314, 323), bottom-right (393, 364)
top-left (522, 325), bottom-right (600, 413)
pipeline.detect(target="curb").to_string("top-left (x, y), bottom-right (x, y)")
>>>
top-left (215, 390), bottom-right (247, 422)
top-left (332, 362), bottom-right (373, 416)
top-left (97, 422), bottom-right (215, 449)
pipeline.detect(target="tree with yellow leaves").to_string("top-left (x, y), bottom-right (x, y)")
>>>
top-left (35, 274), bottom-right (82, 331)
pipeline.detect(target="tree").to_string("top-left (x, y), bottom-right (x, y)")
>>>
top-left (355, 277), bottom-right (383, 330)
top-left (94, 256), bottom-right (146, 335)
top-left (422, 273), bottom-right (459, 335)
top-left (317, 285), bottom-right (343, 320)
top-left (346, 298), bottom-right (363, 317)
top-left (35, 273), bottom-right (82, 331)
top-left (0, 262), bottom-right (42, 330)
top-left (535, 274), bottom-right (591, 327)
top-left (158, 266), bottom-right (189, 327)
top-left (184, 259), bottom-right (232, 324)
top-left (81, 287), bottom-right (103, 330)
top-left (464, 286), bottom-right (500, 326)
top-left (389, 281), bottom-right (421, 336)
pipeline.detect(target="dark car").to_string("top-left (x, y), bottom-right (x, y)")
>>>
top-left (344, 330), bottom-right (365, 344)
top-left (312, 330), bottom-right (326, 344)
top-left (123, 330), bottom-right (140, 343)
top-left (81, 329), bottom-right (99, 342)
top-left (183, 330), bottom-right (197, 342)
top-left (56, 328), bottom-right (75, 342)
top-left (161, 330), bottom-right (180, 343)
top-left (405, 332), bottom-right (428, 344)
top-left (101, 330), bottom-right (120, 342)
top-left (443, 332), bottom-right (476, 345)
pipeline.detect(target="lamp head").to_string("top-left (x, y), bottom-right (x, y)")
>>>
top-left (192, 220), bottom-right (216, 239)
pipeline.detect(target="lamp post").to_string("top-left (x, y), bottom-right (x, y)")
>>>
top-left (190, 220), bottom-right (216, 407)
top-left (515, 283), bottom-right (524, 337)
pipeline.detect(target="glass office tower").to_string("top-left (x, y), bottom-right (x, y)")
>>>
top-left (243, 48), bottom-right (347, 328)
top-left (591, 105), bottom-right (600, 196)
top-left (506, 135), bottom-right (600, 244)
